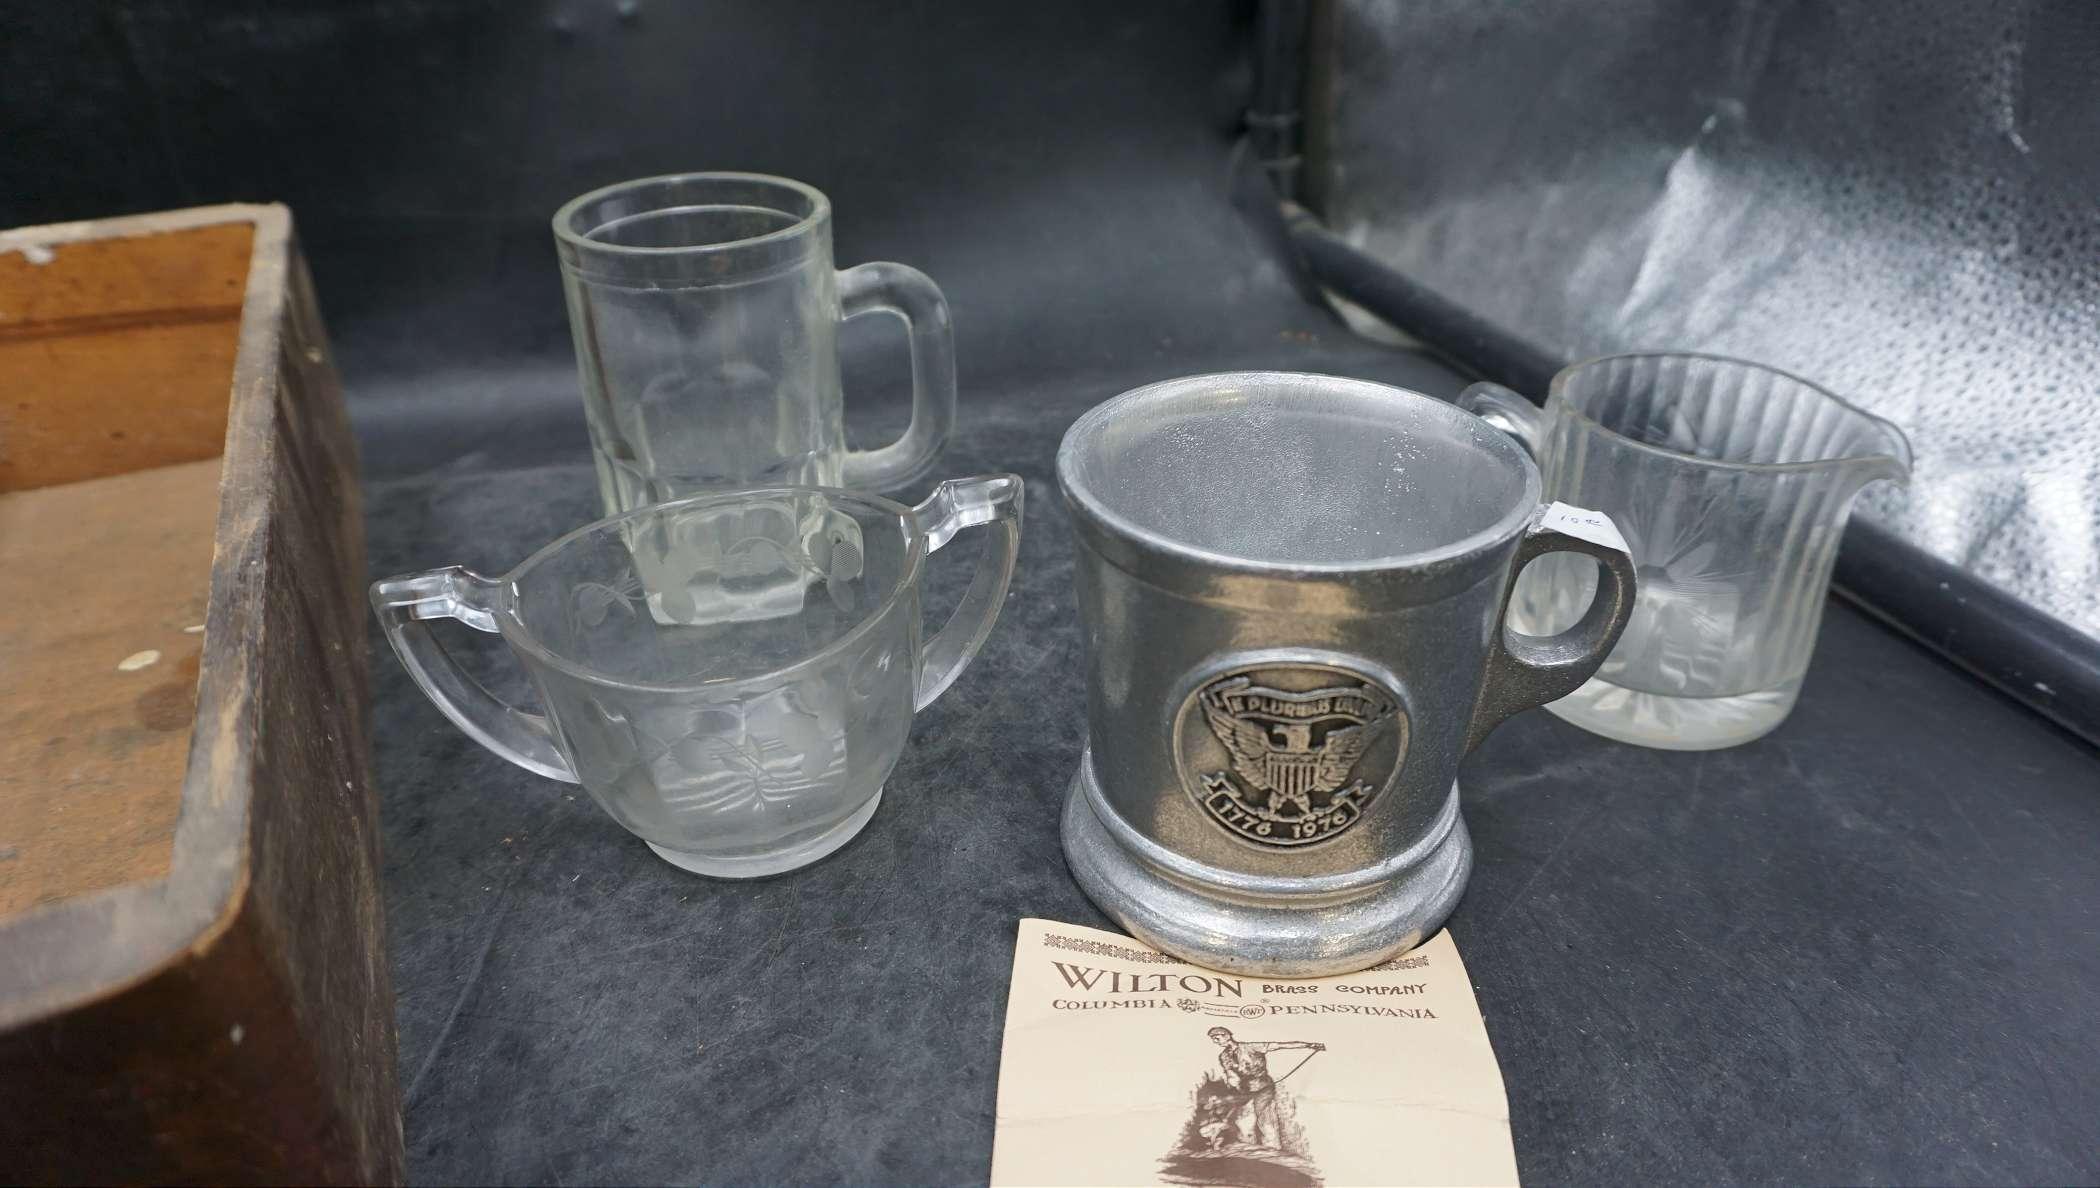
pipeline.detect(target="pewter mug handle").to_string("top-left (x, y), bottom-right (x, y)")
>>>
top-left (1464, 503), bottom-right (1639, 750)
top-left (839, 263), bottom-right (957, 491)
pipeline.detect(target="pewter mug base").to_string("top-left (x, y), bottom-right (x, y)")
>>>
top-left (1061, 748), bottom-right (1473, 978)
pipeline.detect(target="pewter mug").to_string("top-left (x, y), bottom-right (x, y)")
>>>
top-left (1057, 373), bottom-right (1637, 976)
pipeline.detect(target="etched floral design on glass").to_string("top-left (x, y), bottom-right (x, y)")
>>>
top-left (1599, 486), bottom-right (1747, 693)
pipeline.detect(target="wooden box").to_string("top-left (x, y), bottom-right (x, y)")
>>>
top-left (0, 206), bottom-right (402, 1183)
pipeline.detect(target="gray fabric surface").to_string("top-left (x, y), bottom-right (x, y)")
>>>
top-left (365, 342), bottom-right (2100, 1183)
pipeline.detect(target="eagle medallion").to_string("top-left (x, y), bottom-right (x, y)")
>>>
top-left (1175, 663), bottom-right (1408, 848)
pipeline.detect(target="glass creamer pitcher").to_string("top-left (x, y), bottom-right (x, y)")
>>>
top-left (1463, 353), bottom-right (1911, 750)
top-left (371, 476), bottom-right (1021, 878)
top-left (554, 172), bottom-right (955, 512)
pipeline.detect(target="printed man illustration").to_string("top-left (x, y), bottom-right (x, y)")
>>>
top-left (1207, 1026), bottom-right (1324, 1149)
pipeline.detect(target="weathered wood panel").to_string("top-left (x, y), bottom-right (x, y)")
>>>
top-left (0, 458), bottom-right (219, 914)
top-left (0, 222), bottom-right (251, 491)
top-left (0, 206), bottom-right (402, 1184)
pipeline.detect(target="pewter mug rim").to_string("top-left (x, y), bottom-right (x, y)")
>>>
top-left (491, 484), bottom-right (928, 696)
top-left (1550, 351), bottom-right (1914, 477)
top-left (551, 170), bottom-right (830, 261)
top-left (1056, 371), bottom-right (1542, 577)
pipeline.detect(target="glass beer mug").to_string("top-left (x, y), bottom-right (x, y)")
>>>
top-left (554, 171), bottom-right (955, 511)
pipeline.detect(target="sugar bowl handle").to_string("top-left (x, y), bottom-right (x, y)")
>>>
top-left (370, 566), bottom-right (577, 782)
top-left (909, 474), bottom-right (1024, 710)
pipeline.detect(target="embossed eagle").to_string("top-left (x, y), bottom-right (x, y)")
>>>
top-left (1198, 677), bottom-right (1393, 815)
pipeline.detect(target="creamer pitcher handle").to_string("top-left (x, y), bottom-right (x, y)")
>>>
top-left (1465, 503), bottom-right (1638, 750)
top-left (909, 474), bottom-right (1024, 709)
top-left (839, 262), bottom-right (957, 491)
top-left (370, 566), bottom-right (577, 782)
top-left (1459, 381), bottom-right (1545, 456)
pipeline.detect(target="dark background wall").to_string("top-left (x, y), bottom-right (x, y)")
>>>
top-left (3, 1), bottom-right (1268, 390)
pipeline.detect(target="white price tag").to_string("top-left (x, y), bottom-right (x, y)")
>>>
top-left (1541, 501), bottom-right (1630, 555)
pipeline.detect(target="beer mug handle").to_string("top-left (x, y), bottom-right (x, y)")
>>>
top-left (909, 474), bottom-right (1025, 710)
top-left (839, 262), bottom-right (957, 492)
top-left (1465, 504), bottom-right (1639, 751)
top-left (370, 566), bottom-right (578, 782)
